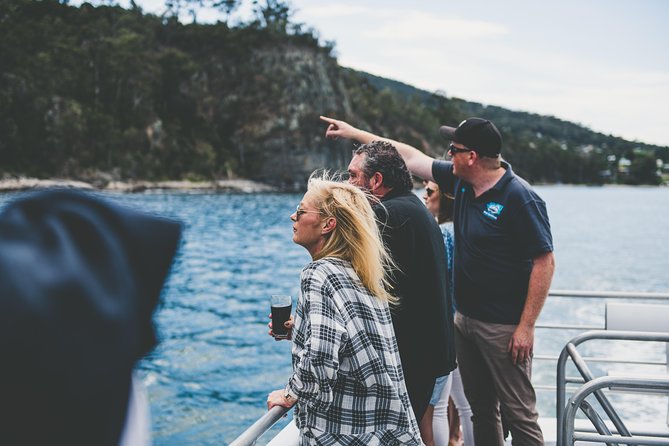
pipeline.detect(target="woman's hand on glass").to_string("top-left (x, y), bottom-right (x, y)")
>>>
top-left (268, 313), bottom-right (294, 341)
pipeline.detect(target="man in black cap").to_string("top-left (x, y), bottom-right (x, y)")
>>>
top-left (0, 189), bottom-right (182, 446)
top-left (321, 115), bottom-right (554, 446)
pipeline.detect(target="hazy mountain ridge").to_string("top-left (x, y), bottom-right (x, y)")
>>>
top-left (359, 70), bottom-right (665, 154)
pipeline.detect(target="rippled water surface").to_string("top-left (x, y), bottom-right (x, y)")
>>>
top-left (1, 185), bottom-right (667, 444)
top-left (111, 192), bottom-right (310, 445)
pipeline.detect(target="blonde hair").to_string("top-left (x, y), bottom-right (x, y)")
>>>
top-left (307, 173), bottom-right (397, 304)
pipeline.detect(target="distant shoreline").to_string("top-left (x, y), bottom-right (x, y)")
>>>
top-left (0, 178), bottom-right (279, 193)
top-left (1, 178), bottom-right (665, 193)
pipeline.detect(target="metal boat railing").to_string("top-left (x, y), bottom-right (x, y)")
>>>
top-left (229, 406), bottom-right (290, 446)
top-left (533, 290), bottom-right (669, 392)
top-left (562, 375), bottom-right (669, 445)
top-left (557, 330), bottom-right (669, 445)
top-left (228, 289), bottom-right (669, 446)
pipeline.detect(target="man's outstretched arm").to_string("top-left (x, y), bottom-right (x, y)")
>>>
top-left (320, 115), bottom-right (435, 181)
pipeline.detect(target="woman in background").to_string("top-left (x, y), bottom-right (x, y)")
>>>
top-left (423, 180), bottom-right (474, 446)
top-left (267, 175), bottom-right (423, 445)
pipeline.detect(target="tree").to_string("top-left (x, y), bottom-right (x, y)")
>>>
top-left (628, 152), bottom-right (661, 185)
top-left (252, 0), bottom-right (291, 33)
top-left (164, 0), bottom-right (240, 23)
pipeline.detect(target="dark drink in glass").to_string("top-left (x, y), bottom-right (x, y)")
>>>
top-left (270, 294), bottom-right (292, 339)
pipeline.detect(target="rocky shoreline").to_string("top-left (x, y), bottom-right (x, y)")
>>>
top-left (0, 178), bottom-right (279, 193)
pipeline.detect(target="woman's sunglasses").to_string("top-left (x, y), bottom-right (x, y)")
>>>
top-left (295, 204), bottom-right (320, 220)
top-left (426, 186), bottom-right (455, 200)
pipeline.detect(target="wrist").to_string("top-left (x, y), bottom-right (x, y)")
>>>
top-left (284, 386), bottom-right (297, 403)
top-left (517, 321), bottom-right (535, 331)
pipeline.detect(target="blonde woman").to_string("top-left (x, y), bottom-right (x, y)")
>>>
top-left (267, 176), bottom-right (423, 445)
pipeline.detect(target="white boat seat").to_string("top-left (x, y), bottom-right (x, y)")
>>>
top-left (605, 302), bottom-right (669, 333)
top-left (605, 302), bottom-right (669, 428)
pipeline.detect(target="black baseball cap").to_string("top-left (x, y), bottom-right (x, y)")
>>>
top-left (439, 117), bottom-right (502, 157)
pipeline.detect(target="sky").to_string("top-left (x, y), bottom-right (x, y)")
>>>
top-left (76, 0), bottom-right (669, 147)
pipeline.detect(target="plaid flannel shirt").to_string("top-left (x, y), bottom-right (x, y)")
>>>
top-left (287, 257), bottom-right (423, 446)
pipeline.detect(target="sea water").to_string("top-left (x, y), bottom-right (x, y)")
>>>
top-left (1, 185), bottom-right (667, 445)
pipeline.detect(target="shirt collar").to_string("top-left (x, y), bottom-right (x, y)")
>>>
top-left (488, 160), bottom-right (514, 193)
top-left (379, 187), bottom-right (410, 202)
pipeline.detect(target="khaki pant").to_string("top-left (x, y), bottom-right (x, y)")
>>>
top-left (455, 312), bottom-right (544, 446)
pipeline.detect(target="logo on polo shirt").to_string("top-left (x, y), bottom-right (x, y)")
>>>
top-left (483, 202), bottom-right (504, 220)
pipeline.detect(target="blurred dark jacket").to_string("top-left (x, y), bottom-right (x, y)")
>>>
top-left (0, 189), bottom-right (181, 446)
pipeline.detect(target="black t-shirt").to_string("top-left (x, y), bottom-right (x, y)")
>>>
top-left (432, 160), bottom-right (553, 324)
top-left (373, 190), bottom-right (457, 381)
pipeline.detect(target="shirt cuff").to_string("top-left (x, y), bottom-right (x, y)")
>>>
top-left (284, 384), bottom-right (298, 402)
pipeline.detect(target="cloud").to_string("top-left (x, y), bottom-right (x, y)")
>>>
top-left (362, 10), bottom-right (508, 41)
top-left (297, 5), bottom-right (372, 19)
top-left (295, 5), bottom-right (508, 41)
top-left (340, 33), bottom-right (669, 145)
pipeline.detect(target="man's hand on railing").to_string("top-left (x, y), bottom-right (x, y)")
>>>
top-left (268, 313), bottom-right (294, 341)
top-left (267, 389), bottom-right (297, 411)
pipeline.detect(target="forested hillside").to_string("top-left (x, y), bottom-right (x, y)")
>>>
top-left (1, 0), bottom-right (666, 187)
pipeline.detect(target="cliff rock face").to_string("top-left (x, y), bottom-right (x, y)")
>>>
top-left (226, 44), bottom-right (353, 188)
top-left (0, 1), bottom-right (361, 186)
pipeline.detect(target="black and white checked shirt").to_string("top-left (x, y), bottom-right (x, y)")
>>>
top-left (287, 257), bottom-right (423, 445)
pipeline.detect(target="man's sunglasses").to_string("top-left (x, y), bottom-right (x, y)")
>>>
top-left (448, 143), bottom-right (473, 155)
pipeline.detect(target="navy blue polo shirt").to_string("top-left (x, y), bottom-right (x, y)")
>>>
top-left (432, 160), bottom-right (553, 324)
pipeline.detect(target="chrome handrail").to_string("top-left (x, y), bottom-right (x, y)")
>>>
top-left (229, 406), bottom-right (290, 446)
top-left (537, 289), bottom-right (669, 333)
top-left (548, 290), bottom-right (669, 300)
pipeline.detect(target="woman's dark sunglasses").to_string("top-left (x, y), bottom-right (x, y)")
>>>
top-left (426, 186), bottom-right (455, 200)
